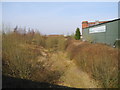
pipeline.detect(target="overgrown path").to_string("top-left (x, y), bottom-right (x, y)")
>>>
top-left (3, 33), bottom-right (118, 88)
top-left (21, 43), bottom-right (100, 88)
top-left (46, 52), bottom-right (100, 88)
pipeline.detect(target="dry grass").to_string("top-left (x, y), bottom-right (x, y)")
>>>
top-left (2, 31), bottom-right (119, 88)
top-left (2, 32), bottom-right (63, 84)
top-left (66, 40), bottom-right (119, 88)
top-left (45, 36), bottom-right (66, 52)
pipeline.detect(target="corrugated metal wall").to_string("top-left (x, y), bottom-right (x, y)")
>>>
top-left (82, 19), bottom-right (120, 46)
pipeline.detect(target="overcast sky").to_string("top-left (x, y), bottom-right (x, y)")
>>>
top-left (2, 2), bottom-right (118, 35)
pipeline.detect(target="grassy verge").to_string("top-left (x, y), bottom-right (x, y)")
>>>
top-left (66, 40), bottom-right (119, 88)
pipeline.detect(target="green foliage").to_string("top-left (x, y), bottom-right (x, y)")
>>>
top-left (114, 40), bottom-right (120, 48)
top-left (75, 28), bottom-right (81, 40)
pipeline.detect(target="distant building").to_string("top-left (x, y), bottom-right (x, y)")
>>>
top-left (82, 20), bottom-right (108, 29)
top-left (82, 18), bottom-right (120, 47)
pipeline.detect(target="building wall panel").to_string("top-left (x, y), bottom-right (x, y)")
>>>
top-left (82, 19), bottom-right (119, 46)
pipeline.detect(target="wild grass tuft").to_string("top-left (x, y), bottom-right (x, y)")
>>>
top-left (66, 40), bottom-right (119, 88)
top-left (2, 32), bottom-right (63, 83)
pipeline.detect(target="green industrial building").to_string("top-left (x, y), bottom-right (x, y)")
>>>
top-left (82, 18), bottom-right (120, 47)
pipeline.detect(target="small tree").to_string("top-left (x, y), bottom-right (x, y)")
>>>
top-left (75, 28), bottom-right (81, 40)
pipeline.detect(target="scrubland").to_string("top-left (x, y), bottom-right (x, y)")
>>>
top-left (2, 32), bottom-right (66, 83)
top-left (66, 40), bottom-right (119, 88)
top-left (2, 31), bottom-right (119, 88)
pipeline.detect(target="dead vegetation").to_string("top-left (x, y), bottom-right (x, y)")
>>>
top-left (2, 32), bottom-right (66, 84)
top-left (66, 40), bottom-right (119, 88)
top-left (2, 30), bottom-right (119, 88)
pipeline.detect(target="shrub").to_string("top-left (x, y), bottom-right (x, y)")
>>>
top-left (66, 40), bottom-right (118, 88)
top-left (75, 28), bottom-right (81, 40)
top-left (31, 33), bottom-right (46, 47)
top-left (45, 36), bottom-right (66, 51)
top-left (2, 32), bottom-right (63, 84)
top-left (114, 40), bottom-right (120, 48)
top-left (2, 33), bottom-right (41, 79)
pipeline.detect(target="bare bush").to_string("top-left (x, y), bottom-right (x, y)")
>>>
top-left (66, 40), bottom-right (119, 88)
